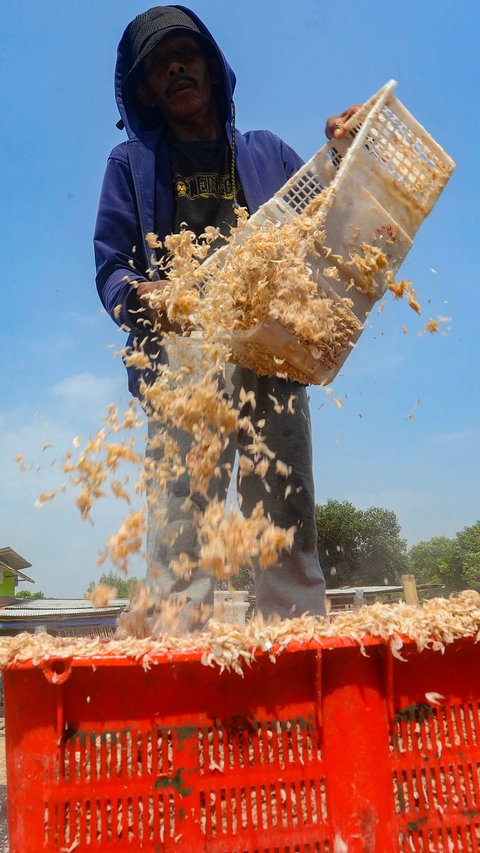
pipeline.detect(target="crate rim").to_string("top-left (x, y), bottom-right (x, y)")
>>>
top-left (2, 631), bottom-right (464, 675)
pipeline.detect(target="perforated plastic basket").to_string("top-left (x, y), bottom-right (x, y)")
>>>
top-left (206, 80), bottom-right (455, 385)
top-left (4, 636), bottom-right (480, 851)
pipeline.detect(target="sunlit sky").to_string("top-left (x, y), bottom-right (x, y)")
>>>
top-left (2, 0), bottom-right (478, 596)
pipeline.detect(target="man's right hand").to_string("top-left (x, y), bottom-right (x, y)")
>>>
top-left (134, 280), bottom-right (180, 332)
top-left (136, 280), bottom-right (167, 315)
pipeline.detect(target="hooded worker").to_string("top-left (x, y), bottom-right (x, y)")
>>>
top-left (94, 6), bottom-right (327, 625)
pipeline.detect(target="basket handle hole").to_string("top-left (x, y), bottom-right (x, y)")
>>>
top-left (42, 658), bottom-right (73, 684)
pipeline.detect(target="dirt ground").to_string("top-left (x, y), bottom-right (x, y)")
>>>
top-left (0, 718), bottom-right (7, 853)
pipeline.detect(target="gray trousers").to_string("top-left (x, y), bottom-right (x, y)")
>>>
top-left (146, 362), bottom-right (326, 623)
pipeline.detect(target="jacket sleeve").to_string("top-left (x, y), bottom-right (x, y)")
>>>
top-left (94, 150), bottom-right (151, 334)
top-left (278, 137), bottom-right (305, 179)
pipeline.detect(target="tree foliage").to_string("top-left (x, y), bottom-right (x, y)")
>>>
top-left (315, 499), bottom-right (408, 587)
top-left (408, 537), bottom-right (456, 587)
top-left (409, 521), bottom-right (480, 592)
top-left (16, 589), bottom-right (45, 600)
top-left (454, 521), bottom-right (480, 589)
top-left (85, 571), bottom-right (139, 599)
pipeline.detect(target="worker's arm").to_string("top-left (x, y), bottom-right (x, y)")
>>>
top-left (94, 150), bottom-right (175, 334)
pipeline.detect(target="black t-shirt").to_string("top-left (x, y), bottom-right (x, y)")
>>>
top-left (165, 137), bottom-right (247, 240)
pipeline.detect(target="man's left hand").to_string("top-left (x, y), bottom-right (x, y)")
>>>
top-left (325, 105), bottom-right (362, 140)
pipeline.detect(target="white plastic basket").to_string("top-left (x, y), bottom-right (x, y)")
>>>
top-left (203, 80), bottom-right (455, 385)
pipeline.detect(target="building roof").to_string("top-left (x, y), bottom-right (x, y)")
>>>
top-left (0, 547), bottom-right (34, 583)
top-left (0, 598), bottom-right (129, 634)
top-left (0, 598), bottom-right (129, 617)
top-left (325, 583), bottom-right (444, 598)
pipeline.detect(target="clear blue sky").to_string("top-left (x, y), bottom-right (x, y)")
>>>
top-left (2, 1), bottom-right (478, 596)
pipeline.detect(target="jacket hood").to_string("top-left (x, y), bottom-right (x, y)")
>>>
top-left (114, 5), bottom-right (236, 139)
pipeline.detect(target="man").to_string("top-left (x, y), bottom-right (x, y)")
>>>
top-left (95, 6), bottom-right (356, 627)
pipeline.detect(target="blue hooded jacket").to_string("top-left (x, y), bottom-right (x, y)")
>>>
top-left (94, 5), bottom-right (304, 397)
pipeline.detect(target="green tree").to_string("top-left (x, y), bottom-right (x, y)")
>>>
top-left (358, 506), bottom-right (408, 585)
top-left (315, 499), bottom-right (408, 587)
top-left (408, 536), bottom-right (455, 587)
top-left (452, 521), bottom-right (480, 589)
top-left (315, 500), bottom-right (359, 586)
top-left (15, 590), bottom-right (46, 600)
top-left (85, 571), bottom-right (139, 599)
top-left (407, 522), bottom-right (480, 592)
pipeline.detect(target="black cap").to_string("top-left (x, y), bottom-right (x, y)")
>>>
top-left (126, 6), bottom-right (202, 84)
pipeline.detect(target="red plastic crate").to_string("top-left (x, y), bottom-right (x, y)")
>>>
top-left (4, 636), bottom-right (480, 851)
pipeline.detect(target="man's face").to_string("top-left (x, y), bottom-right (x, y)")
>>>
top-left (139, 34), bottom-right (218, 125)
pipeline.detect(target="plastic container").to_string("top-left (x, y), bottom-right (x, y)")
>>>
top-left (214, 590), bottom-right (250, 626)
top-left (204, 80), bottom-right (455, 385)
top-left (4, 635), bottom-right (480, 851)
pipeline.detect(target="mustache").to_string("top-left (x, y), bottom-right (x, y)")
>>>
top-left (166, 73), bottom-right (197, 97)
